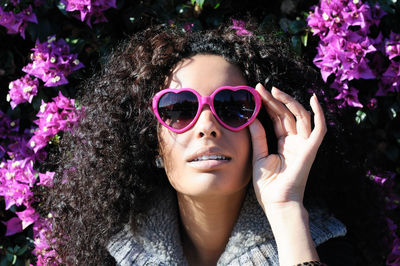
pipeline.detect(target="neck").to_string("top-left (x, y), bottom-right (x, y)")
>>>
top-left (177, 188), bottom-right (247, 266)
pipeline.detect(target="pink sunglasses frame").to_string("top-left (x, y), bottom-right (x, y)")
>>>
top-left (152, 85), bottom-right (261, 133)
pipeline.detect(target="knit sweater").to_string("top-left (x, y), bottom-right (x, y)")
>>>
top-left (107, 186), bottom-right (346, 265)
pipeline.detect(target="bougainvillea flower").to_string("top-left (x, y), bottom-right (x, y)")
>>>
top-left (307, 0), bottom-right (386, 108)
top-left (7, 131), bottom-right (47, 163)
top-left (332, 82), bottom-right (363, 108)
top-left (377, 61), bottom-right (400, 96)
top-left (37, 171), bottom-right (55, 187)
top-left (61, 0), bottom-right (117, 27)
top-left (28, 92), bottom-right (84, 153)
top-left (0, 5), bottom-right (38, 39)
top-left (367, 98), bottom-right (378, 110)
top-left (2, 217), bottom-right (23, 236)
top-left (183, 22), bottom-right (194, 33)
top-left (22, 35), bottom-right (84, 87)
top-left (16, 206), bottom-right (40, 229)
top-left (385, 32), bottom-right (400, 60)
top-left (232, 19), bottom-right (252, 36)
top-left (0, 159), bottom-right (36, 210)
top-left (33, 217), bottom-right (62, 265)
top-left (7, 74), bottom-right (39, 109)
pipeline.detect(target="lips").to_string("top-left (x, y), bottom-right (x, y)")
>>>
top-left (186, 148), bottom-right (232, 171)
top-left (191, 154), bottom-right (231, 162)
top-left (187, 148), bottom-right (232, 163)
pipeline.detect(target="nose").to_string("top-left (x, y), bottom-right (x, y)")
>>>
top-left (194, 105), bottom-right (221, 138)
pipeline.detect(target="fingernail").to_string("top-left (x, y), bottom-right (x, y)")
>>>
top-left (312, 93), bottom-right (318, 102)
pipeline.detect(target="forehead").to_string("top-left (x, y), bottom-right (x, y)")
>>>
top-left (167, 54), bottom-right (247, 95)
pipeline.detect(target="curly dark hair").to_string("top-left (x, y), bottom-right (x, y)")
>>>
top-left (36, 23), bottom-right (389, 265)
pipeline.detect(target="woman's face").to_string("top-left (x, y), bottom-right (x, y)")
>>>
top-left (159, 54), bottom-right (252, 197)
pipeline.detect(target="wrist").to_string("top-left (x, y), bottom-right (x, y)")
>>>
top-left (264, 201), bottom-right (307, 218)
top-left (264, 202), bottom-right (319, 266)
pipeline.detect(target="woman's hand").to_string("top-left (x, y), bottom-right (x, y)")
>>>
top-left (248, 83), bottom-right (326, 265)
top-left (249, 83), bottom-right (327, 212)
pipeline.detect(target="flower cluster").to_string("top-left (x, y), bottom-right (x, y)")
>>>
top-left (33, 216), bottom-right (62, 265)
top-left (60, 0), bottom-right (117, 27)
top-left (0, 99), bottom-right (81, 263)
top-left (22, 36), bottom-right (84, 87)
top-left (377, 32), bottom-right (400, 96)
top-left (0, 5), bottom-right (37, 39)
top-left (232, 19), bottom-right (252, 36)
top-left (308, 0), bottom-right (385, 108)
top-left (29, 91), bottom-right (84, 153)
top-left (7, 74), bottom-right (39, 109)
top-left (0, 154), bottom-right (52, 239)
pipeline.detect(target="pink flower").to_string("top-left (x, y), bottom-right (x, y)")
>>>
top-left (385, 32), bottom-right (400, 60)
top-left (2, 217), bottom-right (23, 236)
top-left (332, 82), bottom-right (363, 108)
top-left (0, 5), bottom-right (38, 39)
top-left (232, 19), bottom-right (252, 36)
top-left (367, 98), bottom-right (377, 110)
top-left (22, 35), bottom-right (84, 87)
top-left (37, 171), bottom-right (55, 187)
top-left (16, 206), bottom-right (40, 229)
top-left (377, 61), bottom-right (400, 96)
top-left (183, 22), bottom-right (194, 33)
top-left (61, 0), bottom-right (117, 27)
top-left (28, 91), bottom-right (84, 153)
top-left (307, 0), bottom-right (386, 108)
top-left (7, 74), bottom-right (39, 109)
top-left (33, 217), bottom-right (62, 265)
top-left (0, 159), bottom-right (36, 209)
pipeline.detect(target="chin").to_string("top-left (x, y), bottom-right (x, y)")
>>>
top-left (172, 173), bottom-right (251, 197)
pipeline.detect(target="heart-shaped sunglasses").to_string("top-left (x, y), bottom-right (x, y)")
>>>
top-left (152, 86), bottom-right (261, 133)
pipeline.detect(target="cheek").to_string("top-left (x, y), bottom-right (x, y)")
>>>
top-left (158, 128), bottom-right (186, 187)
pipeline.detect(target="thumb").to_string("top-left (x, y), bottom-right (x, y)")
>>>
top-left (248, 118), bottom-right (269, 163)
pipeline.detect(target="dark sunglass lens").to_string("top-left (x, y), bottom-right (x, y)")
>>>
top-left (214, 90), bottom-right (255, 128)
top-left (158, 91), bottom-right (198, 129)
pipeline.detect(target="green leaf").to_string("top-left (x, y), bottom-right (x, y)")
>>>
top-left (355, 110), bottom-right (367, 124)
top-left (6, 251), bottom-right (13, 262)
top-left (196, 0), bottom-right (205, 8)
top-left (288, 20), bottom-right (306, 34)
top-left (214, 2), bottom-right (220, 9)
top-left (16, 245), bottom-right (27, 256)
top-left (390, 107), bottom-right (397, 119)
top-left (388, 103), bottom-right (400, 119)
top-left (301, 31), bottom-right (308, 47)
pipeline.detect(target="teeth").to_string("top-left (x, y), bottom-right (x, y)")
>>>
top-left (192, 155), bottom-right (230, 161)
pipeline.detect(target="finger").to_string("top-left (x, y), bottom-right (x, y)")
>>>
top-left (309, 94), bottom-right (327, 147)
top-left (271, 87), bottom-right (312, 139)
top-left (255, 84), bottom-right (296, 138)
top-left (248, 118), bottom-right (269, 163)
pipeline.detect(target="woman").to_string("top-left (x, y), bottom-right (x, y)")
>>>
top-left (38, 23), bottom-right (384, 265)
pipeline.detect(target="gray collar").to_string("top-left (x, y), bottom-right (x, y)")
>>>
top-left (107, 187), bottom-right (346, 265)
